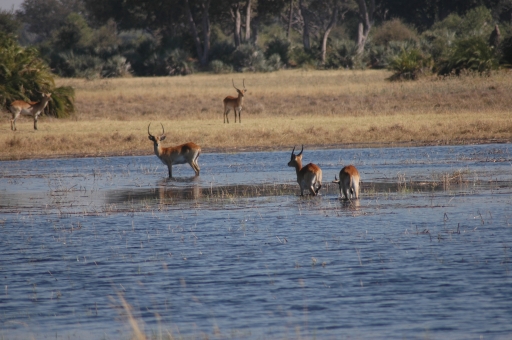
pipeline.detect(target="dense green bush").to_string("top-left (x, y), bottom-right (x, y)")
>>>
top-left (210, 60), bottom-right (233, 74)
top-left (167, 49), bottom-right (194, 76)
top-left (372, 19), bottom-right (419, 46)
top-left (101, 55), bottom-right (130, 78)
top-left (499, 35), bottom-right (512, 65)
top-left (387, 47), bottom-right (431, 80)
top-left (52, 51), bottom-right (103, 79)
top-left (288, 46), bottom-right (317, 68)
top-left (266, 54), bottom-right (282, 71)
top-left (325, 39), bottom-right (358, 69)
top-left (0, 33), bottom-right (75, 118)
top-left (436, 36), bottom-right (499, 75)
top-left (209, 41), bottom-right (236, 65)
top-left (264, 37), bottom-right (290, 66)
top-left (49, 86), bottom-right (75, 119)
top-left (0, 33), bottom-right (54, 107)
top-left (232, 44), bottom-right (265, 72)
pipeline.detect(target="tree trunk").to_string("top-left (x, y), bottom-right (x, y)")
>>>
top-left (299, 0), bottom-right (310, 50)
top-left (320, 6), bottom-right (338, 64)
top-left (201, 0), bottom-right (211, 66)
top-left (245, 0), bottom-right (251, 43)
top-left (184, 0), bottom-right (204, 65)
top-left (251, 16), bottom-right (259, 45)
top-left (355, 0), bottom-right (374, 55)
top-left (232, 3), bottom-right (241, 47)
top-left (287, 0), bottom-right (293, 39)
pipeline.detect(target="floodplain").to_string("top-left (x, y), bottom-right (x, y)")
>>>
top-left (1, 143), bottom-right (511, 339)
top-left (1, 69), bottom-right (512, 160)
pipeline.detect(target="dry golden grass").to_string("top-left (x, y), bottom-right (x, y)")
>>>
top-left (1, 69), bottom-right (511, 160)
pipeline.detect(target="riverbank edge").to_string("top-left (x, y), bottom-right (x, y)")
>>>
top-left (1, 138), bottom-right (509, 162)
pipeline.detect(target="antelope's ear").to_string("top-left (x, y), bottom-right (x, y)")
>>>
top-left (160, 135), bottom-right (166, 141)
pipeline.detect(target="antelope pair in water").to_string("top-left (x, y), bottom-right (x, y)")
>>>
top-left (9, 93), bottom-right (52, 131)
top-left (288, 145), bottom-right (361, 200)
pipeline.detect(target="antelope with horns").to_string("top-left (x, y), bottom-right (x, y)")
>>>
top-left (333, 165), bottom-right (361, 200)
top-left (148, 123), bottom-right (201, 178)
top-left (287, 145), bottom-right (323, 196)
top-left (9, 93), bottom-right (52, 131)
top-left (223, 79), bottom-right (246, 123)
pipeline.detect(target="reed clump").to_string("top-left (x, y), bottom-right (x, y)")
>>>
top-left (1, 69), bottom-right (511, 160)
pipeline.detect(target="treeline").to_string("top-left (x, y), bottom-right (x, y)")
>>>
top-left (2, 0), bottom-right (512, 79)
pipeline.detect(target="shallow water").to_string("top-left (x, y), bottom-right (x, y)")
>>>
top-left (1, 144), bottom-right (512, 339)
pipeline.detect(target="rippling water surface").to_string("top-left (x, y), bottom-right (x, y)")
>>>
top-left (1, 144), bottom-right (512, 339)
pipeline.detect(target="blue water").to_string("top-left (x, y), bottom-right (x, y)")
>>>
top-left (0, 144), bottom-right (511, 339)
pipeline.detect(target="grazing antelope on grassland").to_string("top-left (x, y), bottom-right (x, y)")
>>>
top-left (333, 165), bottom-right (361, 200)
top-left (148, 123), bottom-right (201, 178)
top-left (287, 145), bottom-right (323, 196)
top-left (223, 79), bottom-right (246, 123)
top-left (9, 93), bottom-right (52, 131)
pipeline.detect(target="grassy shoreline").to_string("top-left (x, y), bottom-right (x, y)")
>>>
top-left (1, 69), bottom-right (511, 161)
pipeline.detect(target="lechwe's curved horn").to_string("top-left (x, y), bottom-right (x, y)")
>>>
top-left (232, 79), bottom-right (239, 91)
top-left (160, 123), bottom-right (165, 136)
top-left (298, 145), bottom-right (304, 156)
top-left (243, 79), bottom-right (246, 89)
top-left (291, 146), bottom-right (296, 156)
top-left (148, 123), bottom-right (154, 137)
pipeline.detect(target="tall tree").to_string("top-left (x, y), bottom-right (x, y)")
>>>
top-left (0, 9), bottom-right (21, 36)
top-left (231, 2), bottom-right (242, 46)
top-left (320, 3), bottom-right (339, 63)
top-left (298, 0), bottom-right (311, 50)
top-left (245, 0), bottom-right (252, 42)
top-left (184, 0), bottom-right (211, 66)
top-left (355, 0), bottom-right (375, 55)
top-left (17, 0), bottom-right (85, 40)
top-left (286, 0), bottom-right (294, 39)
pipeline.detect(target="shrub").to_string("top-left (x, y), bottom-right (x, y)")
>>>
top-left (420, 29), bottom-right (457, 61)
top-left (166, 49), bottom-right (194, 76)
top-left (0, 32), bottom-right (54, 106)
top-left (288, 46), bottom-right (317, 68)
top-left (372, 19), bottom-right (418, 46)
top-left (366, 43), bottom-right (387, 68)
top-left (209, 41), bottom-right (236, 65)
top-left (0, 33), bottom-right (75, 117)
top-left (232, 44), bottom-right (265, 72)
top-left (265, 54), bottom-right (282, 71)
top-left (265, 37), bottom-right (290, 65)
top-left (387, 47), bottom-right (431, 80)
top-left (325, 39), bottom-right (358, 69)
top-left (53, 51), bottom-right (103, 79)
top-left (499, 35), bottom-right (512, 65)
top-left (436, 36), bottom-right (499, 75)
top-left (101, 55), bottom-right (130, 78)
top-left (48, 86), bottom-right (75, 118)
top-left (209, 60), bottom-right (233, 74)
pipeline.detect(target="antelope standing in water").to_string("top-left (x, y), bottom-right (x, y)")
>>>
top-left (223, 79), bottom-right (246, 123)
top-left (147, 123), bottom-right (201, 178)
top-left (9, 93), bottom-right (52, 131)
top-left (287, 145), bottom-right (323, 196)
top-left (333, 165), bottom-right (361, 200)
